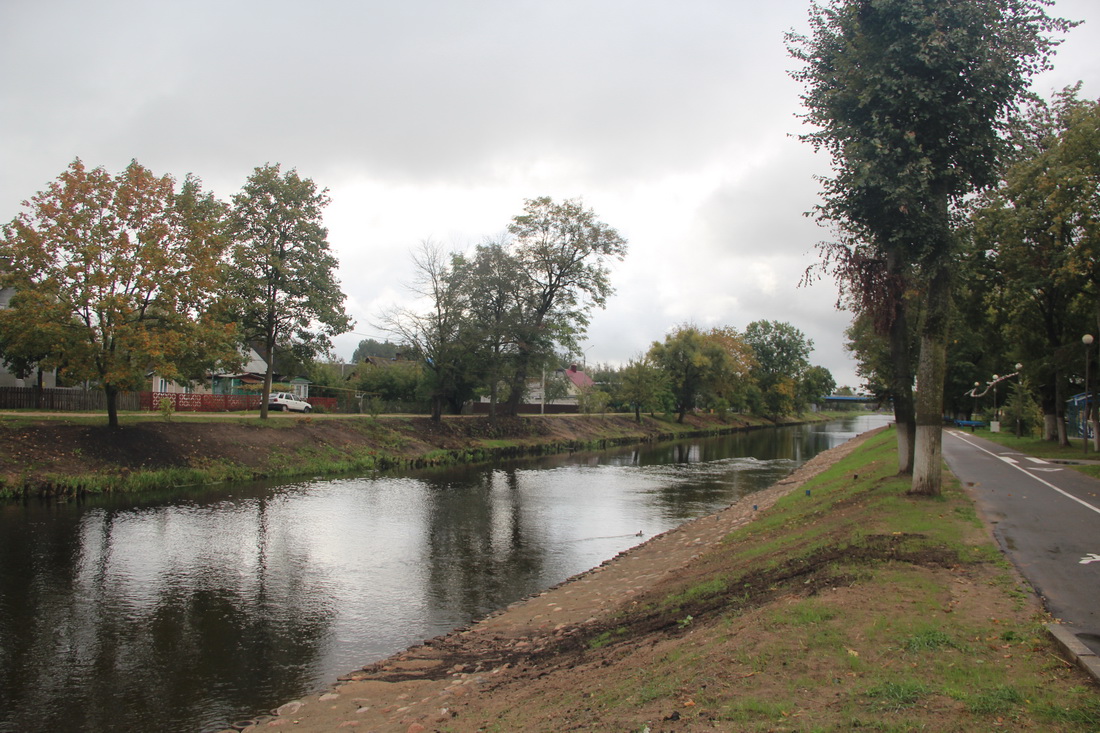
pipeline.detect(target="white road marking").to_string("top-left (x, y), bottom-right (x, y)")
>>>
top-left (1081, 553), bottom-right (1100, 565)
top-left (949, 431), bottom-right (1100, 516)
top-left (998, 456), bottom-right (1019, 464)
top-left (1026, 457), bottom-right (1050, 465)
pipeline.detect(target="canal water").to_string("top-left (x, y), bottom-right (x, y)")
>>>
top-left (0, 414), bottom-right (889, 732)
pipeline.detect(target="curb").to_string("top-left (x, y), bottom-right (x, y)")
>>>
top-left (1046, 623), bottom-right (1100, 685)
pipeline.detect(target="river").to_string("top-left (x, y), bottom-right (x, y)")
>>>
top-left (0, 414), bottom-right (889, 732)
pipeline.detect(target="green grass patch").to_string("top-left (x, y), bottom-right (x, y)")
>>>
top-left (865, 680), bottom-right (934, 710)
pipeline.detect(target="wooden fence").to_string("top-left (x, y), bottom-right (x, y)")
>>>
top-left (0, 387), bottom-right (339, 413)
top-left (0, 387), bottom-right (140, 411)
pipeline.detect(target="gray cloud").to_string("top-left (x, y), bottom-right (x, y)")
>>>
top-left (3, 0), bottom-right (1098, 388)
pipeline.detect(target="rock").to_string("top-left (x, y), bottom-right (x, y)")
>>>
top-left (274, 701), bottom-right (303, 717)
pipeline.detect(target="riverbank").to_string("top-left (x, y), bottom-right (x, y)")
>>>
top-left (239, 426), bottom-right (1098, 732)
top-left (0, 410), bottom-right (817, 498)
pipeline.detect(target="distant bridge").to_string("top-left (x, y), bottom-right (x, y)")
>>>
top-left (821, 394), bottom-right (879, 404)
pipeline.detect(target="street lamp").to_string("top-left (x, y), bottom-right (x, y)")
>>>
top-left (1015, 363), bottom-right (1023, 438)
top-left (1084, 335), bottom-right (1094, 454)
top-left (992, 374), bottom-right (999, 430)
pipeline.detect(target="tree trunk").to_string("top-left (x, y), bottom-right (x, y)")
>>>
top-left (888, 299), bottom-right (916, 474)
top-left (260, 348), bottom-right (274, 420)
top-left (488, 379), bottom-right (498, 422)
top-left (503, 361), bottom-right (529, 417)
top-left (1041, 384), bottom-right (1058, 441)
top-left (1055, 374), bottom-right (1070, 446)
top-left (911, 259), bottom-right (952, 496)
top-left (105, 383), bottom-right (120, 430)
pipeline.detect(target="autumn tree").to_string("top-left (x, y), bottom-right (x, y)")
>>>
top-left (649, 325), bottom-right (754, 423)
top-left (0, 159), bottom-right (240, 428)
top-left (227, 164), bottom-right (352, 419)
top-left (788, 0), bottom-right (1073, 493)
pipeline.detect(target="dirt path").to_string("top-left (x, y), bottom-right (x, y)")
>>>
top-left (231, 429), bottom-right (876, 732)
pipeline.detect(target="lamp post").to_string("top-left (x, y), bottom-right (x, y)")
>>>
top-left (1015, 363), bottom-right (1023, 438)
top-left (992, 374), bottom-right (999, 431)
top-left (973, 382), bottom-right (980, 421)
top-left (1084, 335), bottom-right (1094, 454)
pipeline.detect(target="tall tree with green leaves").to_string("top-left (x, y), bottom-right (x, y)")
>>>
top-left (743, 320), bottom-right (813, 420)
top-left (618, 355), bottom-right (668, 423)
top-left (788, 0), bottom-right (1074, 494)
top-left (800, 364), bottom-right (837, 411)
top-left (0, 159), bottom-right (239, 428)
top-left (501, 197), bottom-right (627, 416)
top-left (227, 163), bottom-right (352, 418)
top-left (972, 88), bottom-right (1100, 444)
top-left (458, 240), bottom-right (525, 418)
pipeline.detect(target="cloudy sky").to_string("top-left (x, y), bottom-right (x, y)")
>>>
top-left (3, 0), bottom-right (1098, 388)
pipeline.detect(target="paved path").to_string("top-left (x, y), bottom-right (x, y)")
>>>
top-left (942, 429), bottom-right (1100, 657)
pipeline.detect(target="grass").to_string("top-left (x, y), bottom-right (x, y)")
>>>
top-left (1, 409), bottom-right (854, 499)
top-left (541, 427), bottom-right (1100, 732)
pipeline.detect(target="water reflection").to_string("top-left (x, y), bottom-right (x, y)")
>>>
top-left (0, 414), bottom-right (889, 732)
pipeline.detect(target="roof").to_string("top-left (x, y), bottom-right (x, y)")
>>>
top-left (564, 365), bottom-right (594, 389)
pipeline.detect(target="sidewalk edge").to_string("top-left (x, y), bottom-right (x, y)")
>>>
top-left (1045, 623), bottom-right (1100, 685)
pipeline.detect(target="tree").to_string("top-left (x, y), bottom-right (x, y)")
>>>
top-left (743, 320), bottom-right (813, 419)
top-left (972, 89), bottom-right (1100, 443)
top-left (649, 326), bottom-right (754, 423)
top-left (618, 355), bottom-right (668, 422)
top-left (800, 365), bottom-right (837, 411)
top-left (457, 240), bottom-right (525, 418)
top-left (351, 338), bottom-right (403, 363)
top-left (227, 163), bottom-right (352, 419)
top-left (0, 159), bottom-right (240, 428)
top-left (378, 241), bottom-right (476, 420)
top-left (788, 0), bottom-right (1073, 494)
top-left (501, 197), bottom-right (628, 415)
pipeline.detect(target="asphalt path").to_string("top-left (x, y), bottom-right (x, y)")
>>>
top-left (942, 429), bottom-right (1100, 655)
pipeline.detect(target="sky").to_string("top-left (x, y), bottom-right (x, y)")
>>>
top-left (2, 0), bottom-right (1098, 389)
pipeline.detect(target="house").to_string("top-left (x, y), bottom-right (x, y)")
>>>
top-left (476, 364), bottom-right (594, 413)
top-left (153, 346), bottom-right (310, 399)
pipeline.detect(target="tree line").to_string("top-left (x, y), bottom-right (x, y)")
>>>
top-left (1, 166), bottom-right (841, 428)
top-left (348, 196), bottom-right (836, 422)
top-left (339, 318), bottom-right (837, 424)
top-left (0, 160), bottom-right (351, 427)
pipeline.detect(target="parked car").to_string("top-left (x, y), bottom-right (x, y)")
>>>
top-left (268, 391), bottom-right (311, 412)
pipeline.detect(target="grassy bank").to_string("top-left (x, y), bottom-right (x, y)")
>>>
top-left (0, 410), bottom-right (851, 499)
top-left (439, 427), bottom-right (1099, 731)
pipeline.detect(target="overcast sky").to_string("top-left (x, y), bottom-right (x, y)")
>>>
top-left (3, 0), bottom-right (1098, 388)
